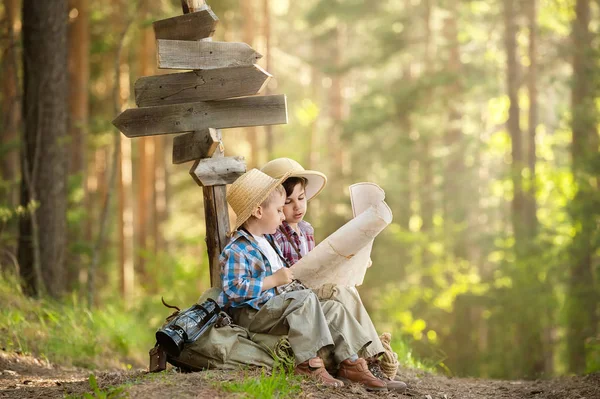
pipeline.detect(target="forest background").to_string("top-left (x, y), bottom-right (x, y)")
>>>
top-left (0, 0), bottom-right (599, 380)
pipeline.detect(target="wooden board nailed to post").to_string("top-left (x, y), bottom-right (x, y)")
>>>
top-left (157, 40), bottom-right (262, 70)
top-left (135, 65), bottom-right (272, 107)
top-left (172, 128), bottom-right (220, 164)
top-left (113, 94), bottom-right (288, 137)
top-left (153, 8), bottom-right (218, 41)
top-left (192, 156), bottom-right (246, 186)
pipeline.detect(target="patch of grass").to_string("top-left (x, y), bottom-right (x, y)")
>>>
top-left (391, 336), bottom-right (438, 372)
top-left (0, 273), bottom-right (153, 369)
top-left (65, 374), bottom-right (128, 399)
top-left (219, 365), bottom-right (302, 399)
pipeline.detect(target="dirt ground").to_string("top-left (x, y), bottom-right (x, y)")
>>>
top-left (1, 350), bottom-right (598, 399)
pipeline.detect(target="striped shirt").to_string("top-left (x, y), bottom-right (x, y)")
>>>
top-left (271, 221), bottom-right (316, 265)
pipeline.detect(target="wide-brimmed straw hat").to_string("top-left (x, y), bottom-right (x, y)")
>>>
top-left (227, 168), bottom-right (291, 232)
top-left (260, 158), bottom-right (327, 201)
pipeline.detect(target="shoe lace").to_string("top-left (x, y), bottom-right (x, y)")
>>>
top-left (367, 358), bottom-right (387, 380)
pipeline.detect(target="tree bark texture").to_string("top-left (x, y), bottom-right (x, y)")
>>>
top-left (19, 0), bottom-right (69, 297)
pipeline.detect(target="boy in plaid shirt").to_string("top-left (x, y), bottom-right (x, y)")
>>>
top-left (261, 158), bottom-right (407, 392)
top-left (217, 169), bottom-right (386, 391)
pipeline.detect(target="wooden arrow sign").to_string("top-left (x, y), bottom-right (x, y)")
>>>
top-left (153, 8), bottom-right (218, 41)
top-left (113, 94), bottom-right (287, 137)
top-left (157, 40), bottom-right (262, 70)
top-left (193, 156), bottom-right (246, 186)
top-left (135, 65), bottom-right (272, 107)
top-left (173, 128), bottom-right (220, 164)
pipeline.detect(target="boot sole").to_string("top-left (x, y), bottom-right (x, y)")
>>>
top-left (337, 377), bottom-right (387, 392)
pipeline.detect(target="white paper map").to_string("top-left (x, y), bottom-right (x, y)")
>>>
top-left (291, 183), bottom-right (393, 288)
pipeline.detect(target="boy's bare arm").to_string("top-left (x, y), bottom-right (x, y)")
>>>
top-left (263, 268), bottom-right (294, 291)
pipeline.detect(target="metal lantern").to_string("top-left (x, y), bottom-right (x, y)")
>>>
top-left (155, 298), bottom-right (220, 357)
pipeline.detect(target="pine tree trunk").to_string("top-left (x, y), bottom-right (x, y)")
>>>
top-left (242, 0), bottom-right (258, 167)
top-left (526, 0), bottom-right (539, 238)
top-left (262, 0), bottom-right (273, 158)
top-left (419, 0), bottom-right (434, 236)
top-left (67, 0), bottom-right (90, 290)
top-left (503, 0), bottom-right (525, 250)
top-left (1, 0), bottom-right (20, 205)
top-left (567, 0), bottom-right (598, 375)
top-left (504, 0), bottom-right (546, 378)
top-left (443, 5), bottom-right (467, 259)
top-left (153, 135), bottom-right (167, 254)
top-left (397, 65), bottom-right (412, 232)
top-left (1, 0), bottom-right (21, 271)
top-left (19, 0), bottom-right (69, 297)
top-left (136, 2), bottom-right (155, 283)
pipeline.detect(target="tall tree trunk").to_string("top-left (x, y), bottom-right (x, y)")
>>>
top-left (504, 0), bottom-right (545, 378)
top-left (1, 0), bottom-right (21, 271)
top-left (67, 0), bottom-right (89, 290)
top-left (527, 0), bottom-right (552, 376)
top-left (526, 0), bottom-right (539, 238)
top-left (136, 1), bottom-right (155, 284)
top-left (567, 0), bottom-right (598, 375)
top-left (242, 0), bottom-right (258, 167)
top-left (443, 5), bottom-right (466, 259)
top-left (420, 0), bottom-right (434, 236)
top-left (329, 26), bottom-right (344, 175)
top-left (67, 0), bottom-right (89, 180)
top-left (503, 0), bottom-right (525, 251)
top-left (19, 0), bottom-right (69, 298)
top-left (262, 0), bottom-right (273, 158)
top-left (396, 64), bottom-right (413, 232)
top-left (153, 135), bottom-right (167, 255)
top-left (118, 61), bottom-right (135, 301)
top-left (1, 0), bottom-right (20, 206)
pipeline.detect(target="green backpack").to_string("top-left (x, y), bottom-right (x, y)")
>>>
top-left (150, 288), bottom-right (286, 372)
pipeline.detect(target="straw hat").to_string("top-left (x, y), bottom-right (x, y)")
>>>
top-left (227, 168), bottom-right (291, 232)
top-left (260, 158), bottom-right (327, 201)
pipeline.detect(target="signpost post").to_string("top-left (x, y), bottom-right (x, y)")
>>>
top-left (113, 0), bottom-right (287, 287)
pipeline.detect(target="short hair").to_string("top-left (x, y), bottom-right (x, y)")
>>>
top-left (261, 184), bottom-right (286, 207)
top-left (282, 177), bottom-right (307, 197)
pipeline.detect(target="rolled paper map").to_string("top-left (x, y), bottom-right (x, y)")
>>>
top-left (291, 183), bottom-right (392, 288)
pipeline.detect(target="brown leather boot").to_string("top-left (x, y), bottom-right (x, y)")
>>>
top-left (337, 358), bottom-right (387, 391)
top-left (366, 357), bottom-right (408, 392)
top-left (295, 357), bottom-right (344, 388)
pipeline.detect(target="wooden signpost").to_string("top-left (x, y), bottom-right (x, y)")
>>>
top-left (113, 0), bottom-right (287, 287)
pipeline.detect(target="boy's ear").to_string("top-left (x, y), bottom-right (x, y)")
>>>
top-left (251, 206), bottom-right (263, 219)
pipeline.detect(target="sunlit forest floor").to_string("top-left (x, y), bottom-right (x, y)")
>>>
top-left (1, 350), bottom-right (599, 399)
top-left (2, 275), bottom-right (600, 398)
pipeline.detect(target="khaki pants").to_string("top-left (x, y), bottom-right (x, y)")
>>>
top-left (230, 289), bottom-right (372, 365)
top-left (313, 285), bottom-right (385, 358)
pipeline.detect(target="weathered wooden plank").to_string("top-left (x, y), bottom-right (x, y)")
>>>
top-left (153, 9), bottom-right (218, 41)
top-left (193, 156), bottom-right (246, 186)
top-left (182, 0), bottom-right (206, 14)
top-left (203, 183), bottom-right (230, 287)
top-left (135, 65), bottom-right (272, 107)
top-left (172, 128), bottom-right (219, 164)
top-left (157, 40), bottom-right (262, 70)
top-left (113, 94), bottom-right (287, 137)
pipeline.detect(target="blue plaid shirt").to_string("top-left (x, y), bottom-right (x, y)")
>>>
top-left (217, 229), bottom-right (288, 310)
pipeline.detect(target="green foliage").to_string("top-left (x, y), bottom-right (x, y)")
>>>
top-left (219, 365), bottom-right (302, 399)
top-left (65, 374), bottom-right (128, 399)
top-left (0, 273), bottom-right (152, 369)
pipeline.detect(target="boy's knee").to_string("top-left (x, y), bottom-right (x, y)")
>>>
top-left (282, 289), bottom-right (320, 308)
top-left (321, 299), bottom-right (345, 315)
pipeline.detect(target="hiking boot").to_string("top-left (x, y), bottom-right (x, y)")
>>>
top-left (366, 357), bottom-right (408, 392)
top-left (337, 358), bottom-right (387, 391)
top-left (295, 357), bottom-right (344, 388)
